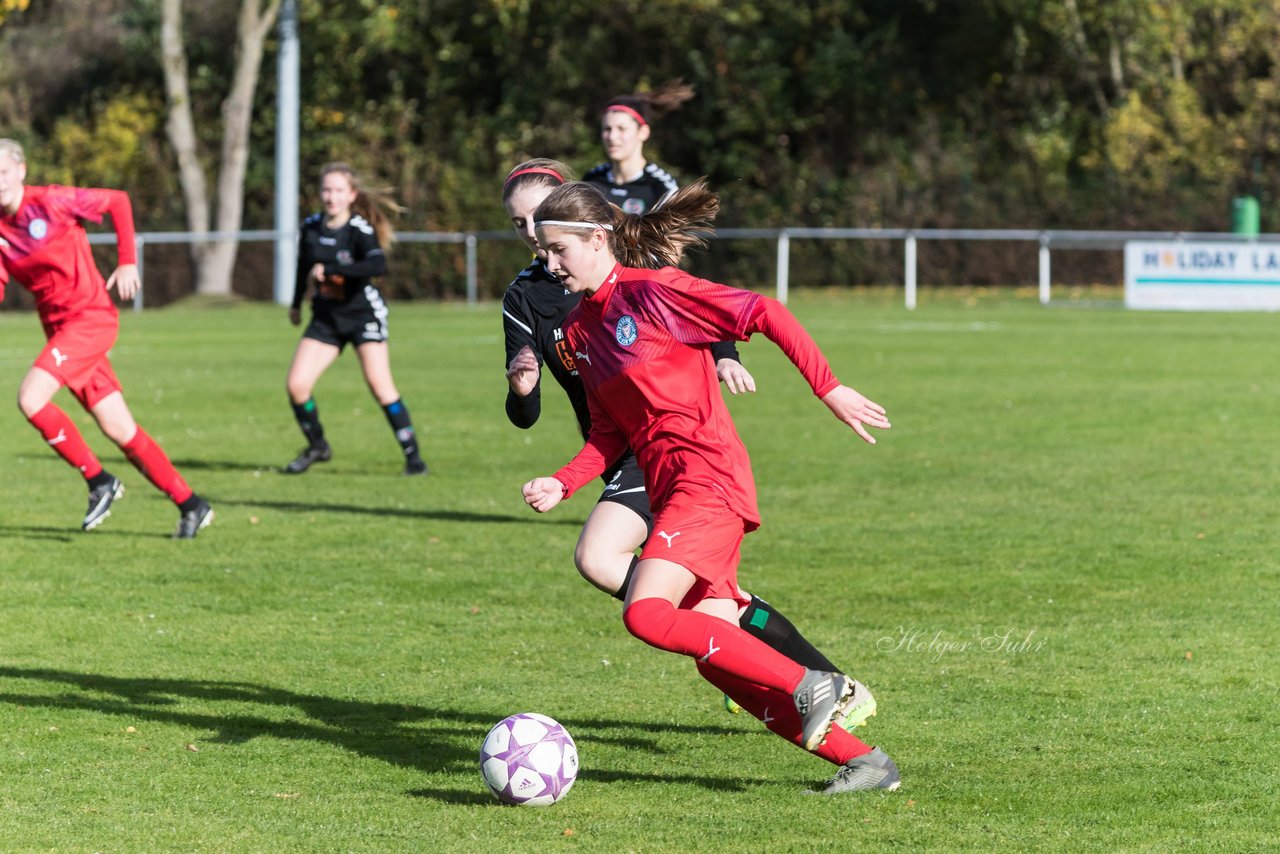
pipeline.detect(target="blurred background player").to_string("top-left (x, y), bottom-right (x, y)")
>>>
top-left (0, 139), bottom-right (213, 538)
top-left (284, 162), bottom-right (427, 476)
top-left (583, 80), bottom-right (693, 215)
top-left (522, 179), bottom-right (898, 794)
top-left (501, 160), bottom-right (845, 708)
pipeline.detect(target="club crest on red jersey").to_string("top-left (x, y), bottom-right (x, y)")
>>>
top-left (28, 218), bottom-right (48, 240)
top-left (615, 314), bottom-right (638, 346)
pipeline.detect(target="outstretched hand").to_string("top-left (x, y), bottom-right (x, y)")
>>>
top-left (106, 264), bottom-right (140, 301)
top-left (523, 476), bottom-right (566, 513)
top-left (506, 345), bottom-right (540, 396)
top-left (821, 385), bottom-right (890, 445)
top-left (716, 358), bottom-right (757, 395)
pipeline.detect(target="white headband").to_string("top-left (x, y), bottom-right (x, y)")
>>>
top-left (535, 220), bottom-right (614, 232)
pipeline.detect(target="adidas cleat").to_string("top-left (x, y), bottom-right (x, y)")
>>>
top-left (807, 747), bottom-right (901, 795)
top-left (793, 669), bottom-right (854, 751)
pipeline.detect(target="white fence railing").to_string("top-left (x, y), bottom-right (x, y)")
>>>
top-left (86, 227), bottom-right (1280, 310)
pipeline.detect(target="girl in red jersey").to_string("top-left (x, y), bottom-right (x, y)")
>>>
top-left (0, 139), bottom-right (213, 537)
top-left (521, 179), bottom-right (900, 794)
top-left (582, 81), bottom-right (690, 216)
top-left (502, 160), bottom-right (850, 710)
top-left (282, 163), bottom-right (427, 476)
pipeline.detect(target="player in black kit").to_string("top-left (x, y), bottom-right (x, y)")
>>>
top-left (501, 160), bottom-right (844, 704)
top-left (284, 162), bottom-right (427, 476)
top-left (583, 81), bottom-right (693, 215)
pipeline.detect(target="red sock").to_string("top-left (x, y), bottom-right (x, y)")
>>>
top-left (622, 597), bottom-right (805, 693)
top-left (696, 660), bottom-right (873, 765)
top-left (121, 427), bottom-right (193, 505)
top-left (27, 403), bottom-right (102, 479)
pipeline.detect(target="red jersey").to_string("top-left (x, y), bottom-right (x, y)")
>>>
top-left (553, 264), bottom-right (839, 531)
top-left (0, 184), bottom-right (137, 326)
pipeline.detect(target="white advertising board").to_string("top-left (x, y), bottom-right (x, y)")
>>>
top-left (1125, 241), bottom-right (1280, 311)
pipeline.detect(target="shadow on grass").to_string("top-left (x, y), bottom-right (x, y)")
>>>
top-left (0, 666), bottom-right (754, 798)
top-left (169, 457), bottom-right (282, 473)
top-left (0, 524), bottom-right (173, 542)
top-left (170, 458), bottom-right (414, 478)
top-left (213, 495), bottom-right (581, 526)
top-left (170, 458), bottom-right (435, 479)
top-left (406, 765), bottom-right (757, 805)
top-left (0, 525), bottom-right (76, 543)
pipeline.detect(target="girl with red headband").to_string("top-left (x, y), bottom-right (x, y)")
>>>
top-left (521, 178), bottom-right (900, 794)
top-left (501, 160), bottom-right (853, 720)
top-left (583, 81), bottom-right (693, 215)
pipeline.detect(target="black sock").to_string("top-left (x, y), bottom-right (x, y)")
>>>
top-left (381, 399), bottom-right (421, 460)
top-left (611, 556), bottom-right (639, 602)
top-left (291, 397), bottom-right (326, 447)
top-left (87, 470), bottom-right (114, 490)
top-left (178, 494), bottom-right (203, 514)
top-left (739, 594), bottom-right (840, 672)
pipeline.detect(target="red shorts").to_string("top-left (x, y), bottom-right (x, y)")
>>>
top-left (639, 485), bottom-right (751, 609)
top-left (35, 313), bottom-right (123, 409)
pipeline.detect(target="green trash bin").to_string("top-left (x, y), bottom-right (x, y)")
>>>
top-left (1232, 196), bottom-right (1260, 235)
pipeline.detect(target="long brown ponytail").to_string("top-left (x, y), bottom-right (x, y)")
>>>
top-left (533, 179), bottom-right (719, 269)
top-left (320, 162), bottom-right (404, 249)
top-left (602, 79), bottom-right (696, 126)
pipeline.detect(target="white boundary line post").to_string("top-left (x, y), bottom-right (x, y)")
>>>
top-left (133, 235), bottom-right (145, 312)
top-left (1038, 233), bottom-right (1051, 305)
top-left (775, 229), bottom-right (790, 304)
top-left (905, 232), bottom-right (917, 310)
top-left (465, 233), bottom-right (478, 304)
top-left (273, 0), bottom-right (300, 306)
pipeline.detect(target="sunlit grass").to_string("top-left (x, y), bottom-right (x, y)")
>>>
top-left (0, 290), bottom-right (1275, 851)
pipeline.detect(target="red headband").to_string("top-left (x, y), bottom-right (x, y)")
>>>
top-left (603, 104), bottom-right (648, 127)
top-left (504, 167), bottom-right (565, 187)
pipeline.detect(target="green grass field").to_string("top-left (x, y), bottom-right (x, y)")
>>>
top-left (1, 289), bottom-right (1277, 852)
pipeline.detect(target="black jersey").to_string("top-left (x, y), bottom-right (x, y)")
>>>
top-left (501, 257), bottom-right (742, 440)
top-left (292, 213), bottom-right (388, 309)
top-left (583, 162), bottom-right (679, 215)
top-left (502, 259), bottom-right (590, 436)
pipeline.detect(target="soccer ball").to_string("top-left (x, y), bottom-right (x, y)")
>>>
top-left (479, 713), bottom-right (578, 806)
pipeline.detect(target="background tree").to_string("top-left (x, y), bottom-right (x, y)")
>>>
top-left (4, 0), bottom-right (1280, 303)
top-left (161, 0), bottom-right (284, 297)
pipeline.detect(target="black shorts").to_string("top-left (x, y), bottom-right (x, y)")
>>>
top-left (597, 452), bottom-right (653, 534)
top-left (303, 290), bottom-right (389, 351)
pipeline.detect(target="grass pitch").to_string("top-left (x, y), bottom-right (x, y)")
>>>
top-left (0, 289), bottom-right (1276, 852)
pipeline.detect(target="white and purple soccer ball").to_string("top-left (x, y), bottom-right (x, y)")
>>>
top-left (479, 712), bottom-right (578, 806)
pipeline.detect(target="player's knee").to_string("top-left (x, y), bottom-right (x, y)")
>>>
top-left (16, 388), bottom-right (45, 419)
top-left (285, 376), bottom-right (311, 403)
top-left (622, 597), bottom-right (674, 646)
top-left (366, 378), bottom-right (399, 406)
top-left (101, 419), bottom-right (136, 446)
top-left (573, 541), bottom-right (622, 591)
